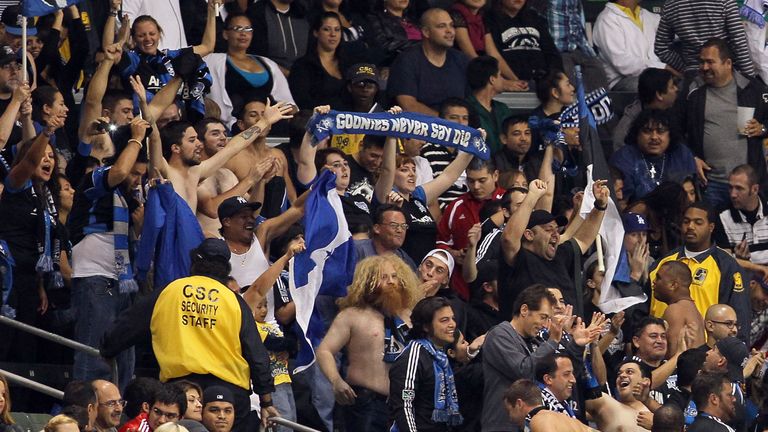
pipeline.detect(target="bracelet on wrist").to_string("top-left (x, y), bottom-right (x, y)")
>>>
top-left (127, 138), bottom-right (143, 148)
top-left (466, 345), bottom-right (479, 360)
top-left (594, 201), bottom-right (607, 211)
top-left (43, 129), bottom-right (55, 138)
top-left (109, 9), bottom-right (119, 16)
top-left (260, 399), bottom-right (273, 408)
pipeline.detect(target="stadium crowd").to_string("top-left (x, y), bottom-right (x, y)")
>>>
top-left (2, 0), bottom-right (768, 431)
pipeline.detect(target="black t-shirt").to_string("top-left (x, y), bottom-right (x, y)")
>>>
top-left (0, 181), bottom-right (45, 270)
top-left (345, 155), bottom-right (375, 202)
top-left (400, 186), bottom-right (436, 264)
top-left (498, 242), bottom-right (578, 319)
top-left (688, 414), bottom-right (735, 432)
top-left (340, 193), bottom-right (373, 235)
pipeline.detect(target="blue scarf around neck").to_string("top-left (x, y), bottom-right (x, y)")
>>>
top-left (410, 338), bottom-right (463, 426)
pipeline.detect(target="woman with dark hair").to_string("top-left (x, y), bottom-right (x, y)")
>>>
top-left (204, 13), bottom-right (296, 129)
top-left (389, 296), bottom-right (463, 432)
top-left (311, 0), bottom-right (367, 43)
top-left (0, 118), bottom-right (66, 363)
top-left (289, 12), bottom-right (350, 109)
top-left (31, 86), bottom-right (70, 162)
top-left (626, 181), bottom-right (689, 256)
top-left (450, 0), bottom-right (487, 58)
top-left (365, 0), bottom-right (422, 66)
top-left (609, 109), bottom-right (696, 202)
top-left (173, 380), bottom-right (203, 422)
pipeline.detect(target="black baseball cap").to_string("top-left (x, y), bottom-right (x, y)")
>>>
top-left (202, 386), bottom-right (235, 406)
top-left (0, 45), bottom-right (15, 67)
top-left (345, 63), bottom-right (378, 85)
top-left (715, 337), bottom-right (749, 382)
top-left (1, 5), bottom-right (37, 36)
top-left (192, 238), bottom-right (231, 261)
top-left (526, 210), bottom-right (568, 230)
top-left (217, 196), bottom-right (261, 222)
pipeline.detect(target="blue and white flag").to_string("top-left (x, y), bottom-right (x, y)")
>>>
top-left (289, 170), bottom-right (356, 373)
top-left (307, 110), bottom-right (490, 160)
top-left (22, 0), bottom-right (84, 17)
top-left (580, 166), bottom-right (647, 313)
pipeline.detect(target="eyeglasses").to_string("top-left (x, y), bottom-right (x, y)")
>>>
top-left (227, 25), bottom-right (253, 33)
top-left (709, 320), bottom-right (739, 329)
top-left (384, 222), bottom-right (409, 231)
top-left (640, 126), bottom-right (669, 135)
top-left (99, 399), bottom-right (127, 408)
top-left (352, 81), bottom-right (377, 89)
top-left (151, 407), bottom-right (180, 420)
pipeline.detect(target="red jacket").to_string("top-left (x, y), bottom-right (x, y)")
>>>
top-left (119, 412), bottom-right (151, 432)
top-left (437, 186), bottom-right (505, 300)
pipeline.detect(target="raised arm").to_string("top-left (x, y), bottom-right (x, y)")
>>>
top-left (374, 134), bottom-right (398, 204)
top-left (107, 117), bottom-right (150, 187)
top-left (242, 238), bottom-right (305, 311)
top-left (79, 44), bottom-right (122, 140)
top-left (422, 151), bottom-right (473, 205)
top-left (0, 84), bottom-right (29, 150)
top-left (197, 158), bottom-right (272, 218)
top-left (462, 223), bottom-right (482, 283)
top-left (534, 142), bottom-right (555, 211)
top-left (197, 100), bottom-right (294, 180)
top-left (102, 0), bottom-right (121, 47)
top-left (255, 189), bottom-right (307, 249)
top-left (572, 180), bottom-right (609, 254)
top-left (297, 105), bottom-right (330, 185)
top-left (7, 119), bottom-right (61, 190)
top-left (192, 0), bottom-right (221, 57)
top-left (501, 179), bottom-right (547, 265)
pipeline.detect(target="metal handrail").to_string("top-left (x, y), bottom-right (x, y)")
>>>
top-left (0, 315), bottom-right (118, 384)
top-left (0, 369), bottom-right (64, 400)
top-left (269, 418), bottom-right (321, 432)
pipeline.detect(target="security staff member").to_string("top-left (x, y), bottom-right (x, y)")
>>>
top-left (649, 202), bottom-right (750, 344)
top-left (101, 238), bottom-right (277, 432)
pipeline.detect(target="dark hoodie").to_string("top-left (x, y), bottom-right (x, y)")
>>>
top-left (247, 0), bottom-right (310, 70)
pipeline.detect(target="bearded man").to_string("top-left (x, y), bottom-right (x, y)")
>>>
top-left (316, 254), bottom-right (421, 431)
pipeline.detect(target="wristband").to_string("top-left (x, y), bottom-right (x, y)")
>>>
top-left (127, 138), bottom-right (143, 148)
top-left (466, 345), bottom-right (479, 360)
top-left (43, 129), bottom-right (55, 138)
top-left (109, 9), bottom-right (119, 16)
top-left (260, 399), bottom-right (273, 408)
top-left (594, 201), bottom-right (607, 211)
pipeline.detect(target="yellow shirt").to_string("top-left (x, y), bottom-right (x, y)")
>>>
top-left (151, 276), bottom-right (251, 390)
top-left (331, 133), bottom-right (365, 155)
top-left (256, 321), bottom-right (291, 385)
top-left (615, 4), bottom-right (643, 30)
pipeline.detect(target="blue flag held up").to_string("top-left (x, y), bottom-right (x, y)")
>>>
top-left (22, 0), bottom-right (84, 17)
top-left (289, 170), bottom-right (357, 373)
top-left (307, 110), bottom-right (490, 160)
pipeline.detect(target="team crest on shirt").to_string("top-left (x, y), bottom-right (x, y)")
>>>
top-left (734, 272), bottom-right (744, 292)
top-left (693, 268), bottom-right (708, 285)
top-left (402, 390), bottom-right (415, 401)
top-left (354, 201), bottom-right (370, 213)
top-left (414, 199), bottom-right (427, 213)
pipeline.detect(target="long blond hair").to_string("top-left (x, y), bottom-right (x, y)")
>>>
top-left (0, 373), bottom-right (14, 425)
top-left (338, 255), bottom-right (421, 311)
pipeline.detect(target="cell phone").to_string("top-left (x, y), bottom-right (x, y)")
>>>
top-left (96, 120), bottom-right (117, 133)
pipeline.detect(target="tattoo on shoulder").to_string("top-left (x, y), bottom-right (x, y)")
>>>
top-left (241, 125), bottom-right (262, 140)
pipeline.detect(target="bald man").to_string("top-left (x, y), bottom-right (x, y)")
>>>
top-left (652, 261), bottom-right (706, 357)
top-left (698, 304), bottom-right (739, 353)
top-left (388, 8), bottom-right (469, 116)
top-left (92, 380), bottom-right (124, 432)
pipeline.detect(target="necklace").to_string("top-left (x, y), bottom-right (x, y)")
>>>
top-left (643, 153), bottom-right (666, 185)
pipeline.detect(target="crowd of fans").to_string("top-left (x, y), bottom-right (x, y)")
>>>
top-left (1, 0), bottom-right (768, 431)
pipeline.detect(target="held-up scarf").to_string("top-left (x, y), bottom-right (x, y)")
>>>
top-left (410, 338), bottom-right (464, 426)
top-left (112, 189), bottom-right (138, 294)
top-left (383, 315), bottom-right (409, 363)
top-left (306, 110), bottom-right (490, 160)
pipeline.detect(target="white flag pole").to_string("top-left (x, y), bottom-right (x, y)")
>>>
top-left (21, 15), bottom-right (27, 84)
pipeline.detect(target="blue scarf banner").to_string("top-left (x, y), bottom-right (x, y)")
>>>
top-left (307, 110), bottom-right (490, 160)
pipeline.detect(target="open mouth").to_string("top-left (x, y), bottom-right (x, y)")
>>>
top-left (245, 223), bottom-right (254, 231)
top-left (618, 378), bottom-right (631, 388)
top-left (41, 164), bottom-right (52, 175)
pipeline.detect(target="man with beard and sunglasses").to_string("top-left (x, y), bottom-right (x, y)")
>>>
top-left (316, 255), bottom-right (422, 431)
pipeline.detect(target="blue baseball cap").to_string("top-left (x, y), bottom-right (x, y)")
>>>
top-left (622, 212), bottom-right (650, 233)
top-left (1, 5), bottom-right (37, 37)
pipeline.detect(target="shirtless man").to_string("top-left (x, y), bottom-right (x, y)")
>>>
top-left (224, 97), bottom-right (297, 204)
top-left (195, 118), bottom-right (275, 233)
top-left (146, 98), bottom-right (292, 212)
top-left (316, 254), bottom-right (421, 431)
top-left (653, 261), bottom-right (706, 356)
top-left (504, 379), bottom-right (596, 432)
top-left (586, 360), bottom-right (653, 432)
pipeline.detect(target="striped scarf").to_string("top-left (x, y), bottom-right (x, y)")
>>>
top-left (411, 339), bottom-right (463, 426)
top-left (112, 189), bottom-right (138, 293)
